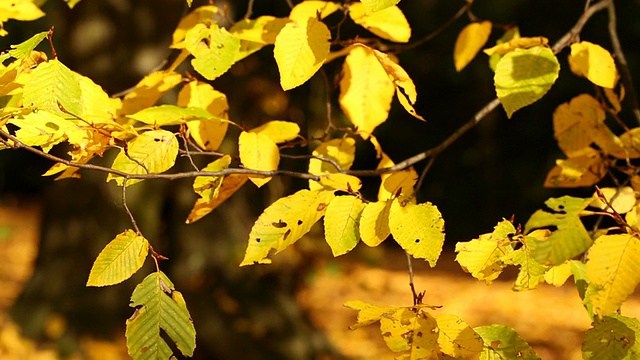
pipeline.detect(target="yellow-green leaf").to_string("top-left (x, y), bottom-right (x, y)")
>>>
top-left (230, 16), bottom-right (290, 44)
top-left (126, 272), bottom-right (196, 359)
top-left (274, 17), bottom-right (331, 90)
top-left (582, 314), bottom-right (640, 359)
top-left (348, 3), bottom-right (410, 43)
top-left (324, 195), bottom-right (366, 256)
top-left (359, 200), bottom-right (391, 247)
top-left (525, 196), bottom-right (593, 265)
top-left (591, 186), bottom-right (635, 214)
top-left (488, 27), bottom-right (521, 71)
top-left (9, 110), bottom-right (74, 152)
top-left (193, 155), bottom-right (231, 201)
top-left (435, 314), bottom-right (483, 358)
top-left (339, 46), bottom-right (395, 139)
top-left (543, 260), bottom-right (573, 287)
top-left (250, 120), bottom-right (300, 143)
top-left (474, 325), bottom-right (540, 360)
top-left (238, 131), bottom-right (280, 188)
top-left (86, 229), bottom-right (149, 287)
top-left (378, 167), bottom-right (417, 200)
top-left (7, 31), bottom-right (48, 59)
top-left (494, 46), bottom-right (560, 118)
top-left (586, 234), bottom-right (640, 317)
top-left (186, 174), bottom-right (248, 224)
top-left (177, 81), bottom-right (229, 151)
top-left (119, 71), bottom-right (183, 116)
top-left (289, 1), bottom-right (341, 22)
top-left (308, 137), bottom-right (356, 190)
top-left (76, 73), bottom-right (122, 125)
top-left (171, 5), bottom-right (220, 48)
top-left (483, 36), bottom-right (548, 56)
top-left (501, 235), bottom-right (549, 291)
top-left (184, 24), bottom-right (241, 81)
top-left (23, 59), bottom-right (83, 118)
top-left (107, 130), bottom-right (179, 186)
top-left (454, 21), bottom-right (492, 71)
top-left (455, 219), bottom-right (516, 284)
top-left (360, 0), bottom-right (400, 14)
top-left (568, 41), bottom-right (618, 89)
top-left (240, 189), bottom-right (335, 265)
top-left (389, 197), bottom-right (445, 267)
top-left (128, 105), bottom-right (219, 126)
top-left (544, 148), bottom-right (607, 188)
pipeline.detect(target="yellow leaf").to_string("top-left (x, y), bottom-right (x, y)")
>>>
top-left (591, 186), bottom-right (635, 214)
top-left (177, 81), bottom-right (229, 151)
top-left (238, 131), bottom-right (280, 187)
top-left (359, 200), bottom-right (391, 247)
top-left (544, 149), bottom-right (607, 188)
top-left (483, 36), bottom-right (549, 56)
top-left (368, 46), bottom-right (424, 120)
top-left (86, 230), bottom-right (149, 287)
top-left (119, 71), bottom-right (183, 117)
top-left (339, 46), bottom-right (395, 139)
top-left (186, 174), bottom-right (248, 224)
top-left (308, 138), bottom-right (356, 190)
top-left (378, 168), bottom-right (418, 200)
top-left (544, 260), bottom-right (573, 287)
top-left (250, 120), bottom-right (300, 143)
top-left (9, 110), bottom-right (74, 152)
top-left (569, 41), bottom-right (618, 89)
top-left (171, 5), bottom-right (220, 47)
top-left (324, 195), bottom-right (366, 256)
top-left (494, 46), bottom-right (560, 118)
top-left (76, 73), bottom-right (122, 125)
top-left (454, 21), bottom-right (492, 71)
top-left (240, 189), bottom-right (335, 265)
top-left (501, 235), bottom-right (549, 290)
top-left (587, 234), bottom-right (640, 317)
top-left (230, 16), bottom-right (290, 44)
top-left (274, 17), bottom-right (331, 90)
top-left (289, 1), bottom-right (341, 21)
top-left (389, 197), bottom-right (445, 267)
top-left (604, 86), bottom-right (623, 114)
top-left (488, 27), bottom-right (521, 71)
top-left (318, 173), bottom-right (362, 192)
top-left (360, 0), bottom-right (400, 14)
top-left (435, 314), bottom-right (483, 358)
top-left (193, 155), bottom-right (231, 201)
top-left (553, 94), bottom-right (611, 157)
top-left (348, 3), bottom-right (411, 43)
top-left (107, 130), bottom-right (179, 186)
top-left (184, 24), bottom-right (241, 80)
top-left (0, 0), bottom-right (45, 36)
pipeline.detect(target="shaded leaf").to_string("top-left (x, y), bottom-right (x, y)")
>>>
top-left (119, 71), bottom-right (183, 116)
top-left (289, 1), bottom-right (341, 21)
top-left (582, 314), bottom-right (640, 359)
top-left (87, 230), bottom-right (149, 287)
top-left (360, 0), bottom-right (401, 14)
top-left (230, 16), bottom-right (290, 44)
top-left (324, 195), bottom-right (366, 256)
top-left (543, 260), bottom-right (573, 287)
top-left (378, 167), bottom-right (417, 200)
top-left (474, 324), bottom-right (540, 360)
top-left (184, 24), bottom-right (241, 81)
top-left (308, 137), bottom-right (356, 190)
top-left (488, 27), bottom-right (521, 71)
top-left (483, 36), bottom-right (549, 56)
top-left (359, 200), bottom-right (391, 247)
top-left (127, 105), bottom-right (219, 126)
top-left (590, 186), bottom-right (635, 214)
top-left (454, 21), bottom-right (492, 71)
top-left (186, 174), bottom-right (248, 224)
top-left (544, 148), bottom-right (607, 188)
top-left (193, 155), bottom-right (231, 201)
top-left (177, 81), bottom-right (229, 151)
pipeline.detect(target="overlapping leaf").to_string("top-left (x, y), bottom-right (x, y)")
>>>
top-left (348, 3), bottom-right (411, 43)
top-left (308, 138), bottom-right (356, 190)
top-left (569, 41), bottom-right (618, 89)
top-left (501, 234), bottom-right (549, 290)
top-left (435, 314), bottom-right (483, 358)
top-left (324, 195), bottom-right (366, 256)
top-left (186, 174), bottom-right (249, 224)
top-left (289, 1), bottom-right (341, 21)
top-left (359, 200), bottom-right (391, 247)
top-left (0, 0), bottom-right (45, 36)
top-left (183, 24), bottom-right (241, 81)
top-left (230, 16), bottom-right (290, 44)
top-left (87, 230), bottom-right (149, 287)
top-left (360, 0), bottom-right (401, 14)
top-left (119, 71), bottom-right (183, 116)
top-left (177, 81), bottom-right (229, 151)
top-left (127, 105), bottom-right (220, 126)
top-left (544, 148), bottom-right (607, 188)
top-left (238, 131), bottom-right (280, 187)
top-left (474, 325), bottom-right (540, 360)
top-left (125, 271), bottom-right (196, 360)
top-left (23, 59), bottom-right (83, 118)
top-left (192, 155), bottom-right (231, 201)
top-left (241, 189), bottom-right (335, 265)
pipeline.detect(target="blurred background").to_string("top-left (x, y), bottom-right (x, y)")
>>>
top-left (1, 0), bottom-right (640, 359)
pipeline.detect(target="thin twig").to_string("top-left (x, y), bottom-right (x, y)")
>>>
top-left (244, 0), bottom-right (256, 19)
top-left (606, 0), bottom-right (640, 125)
top-left (415, 156), bottom-right (437, 194)
top-left (320, 68), bottom-right (336, 134)
top-left (551, 0), bottom-right (610, 54)
top-left (405, 251), bottom-right (423, 306)
top-left (280, 153), bottom-right (344, 171)
top-left (121, 178), bottom-right (141, 234)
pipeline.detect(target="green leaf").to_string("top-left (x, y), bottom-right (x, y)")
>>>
top-left (8, 31), bottom-right (48, 59)
top-left (274, 16), bottom-right (331, 90)
top-left (87, 229), bottom-right (149, 287)
top-left (494, 46), bottom-right (560, 118)
top-left (474, 324), bottom-right (540, 360)
top-left (388, 197), bottom-right (445, 267)
top-left (107, 130), bottom-right (179, 186)
top-left (240, 189), bottom-right (335, 265)
top-left (324, 195), bottom-right (366, 256)
top-left (501, 235), bottom-right (549, 290)
top-left (586, 234), bottom-right (640, 317)
top-left (360, 0), bottom-right (401, 14)
top-left (126, 271), bottom-right (196, 359)
top-left (571, 260), bottom-right (596, 319)
top-left (23, 59), bottom-right (83, 118)
top-left (127, 104), bottom-right (220, 126)
top-left (583, 314), bottom-right (640, 360)
top-left (525, 196), bottom-right (592, 265)
top-left (488, 27), bottom-right (520, 71)
top-left (455, 219), bottom-right (516, 284)
top-left (193, 155), bottom-right (231, 201)
top-left (184, 24), bottom-right (241, 81)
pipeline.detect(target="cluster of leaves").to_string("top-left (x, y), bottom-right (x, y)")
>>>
top-left (2, 0), bottom-right (640, 358)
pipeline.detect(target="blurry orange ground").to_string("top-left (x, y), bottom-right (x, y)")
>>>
top-left (297, 249), bottom-right (640, 360)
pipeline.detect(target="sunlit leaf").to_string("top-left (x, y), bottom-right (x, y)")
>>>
top-left (525, 196), bottom-right (592, 265)
top-left (7, 31), bottom-right (48, 59)
top-left (186, 174), bottom-right (249, 224)
top-left (64, 0), bottom-right (82, 9)
top-left (250, 120), bottom-right (300, 143)
top-left (378, 167), bottom-right (417, 200)
top-left (23, 59), bottom-right (83, 118)
top-left (339, 46), bottom-right (395, 139)
top-left (569, 41), bottom-right (618, 89)
top-left (289, 1), bottom-right (341, 21)
top-left (86, 230), bottom-right (149, 287)
top-left (125, 272), bottom-right (196, 359)
top-left (107, 130), bottom-right (179, 186)
top-left (119, 71), bottom-right (183, 116)
top-left (543, 260), bottom-right (573, 287)
top-left (483, 36), bottom-right (549, 56)
top-left (230, 16), bottom-right (290, 44)
top-left (184, 24), bottom-right (241, 81)
top-left (349, 3), bottom-right (411, 43)
top-left (454, 21), bottom-right (492, 71)
top-left (177, 81), bottom-right (229, 151)
top-left (582, 314), bottom-right (640, 359)
top-left (323, 195), bottom-right (366, 256)
top-left (171, 5), bottom-right (219, 47)
top-left (474, 324), bottom-right (540, 360)
top-left (389, 197), bottom-right (445, 267)
top-left (274, 16), bottom-right (331, 90)
top-left (0, 0), bottom-right (45, 36)
top-left (318, 173), bottom-right (362, 192)
top-left (501, 235), bottom-right (549, 290)
top-left (240, 189), bottom-right (335, 265)
top-left (590, 186), bottom-right (635, 214)
top-left (76, 73), bottom-right (122, 125)
top-left (238, 131), bottom-right (280, 187)
top-left (193, 155), bottom-right (231, 201)
top-left (435, 314), bottom-right (483, 358)
top-left (308, 137), bottom-right (356, 190)
top-left (586, 234), bottom-right (640, 317)
top-left (359, 200), bottom-right (391, 247)
top-left (9, 110), bottom-right (74, 152)
top-left (544, 148), bottom-right (607, 188)
top-left (455, 219), bottom-right (516, 284)
top-left (494, 46), bottom-right (560, 118)
top-left (127, 105), bottom-right (219, 126)
top-left (488, 27), bottom-right (521, 71)
top-left (360, 0), bottom-right (400, 14)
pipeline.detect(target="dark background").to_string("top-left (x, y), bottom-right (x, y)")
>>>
top-left (1, 0), bottom-right (639, 358)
